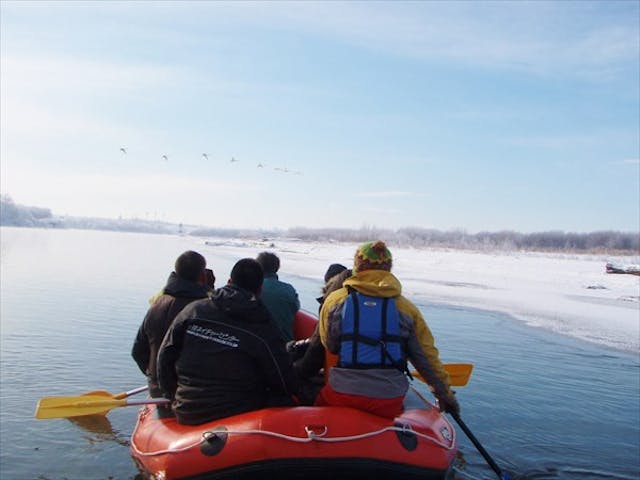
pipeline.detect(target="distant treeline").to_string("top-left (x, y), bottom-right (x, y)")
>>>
top-left (192, 226), bottom-right (640, 253)
top-left (0, 196), bottom-right (179, 234)
top-left (0, 195), bottom-right (52, 226)
top-left (2, 196), bottom-right (638, 253)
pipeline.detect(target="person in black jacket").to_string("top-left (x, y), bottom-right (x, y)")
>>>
top-left (157, 258), bottom-right (299, 425)
top-left (131, 250), bottom-right (211, 397)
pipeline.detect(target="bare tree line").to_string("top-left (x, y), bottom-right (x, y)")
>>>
top-left (192, 226), bottom-right (639, 254)
top-left (2, 196), bottom-right (638, 253)
top-left (0, 195), bottom-right (52, 226)
top-left (291, 227), bottom-right (640, 253)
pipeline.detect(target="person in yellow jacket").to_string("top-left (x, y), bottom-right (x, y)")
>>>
top-left (316, 240), bottom-right (459, 418)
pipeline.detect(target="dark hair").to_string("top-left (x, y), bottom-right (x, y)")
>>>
top-left (230, 258), bottom-right (264, 293)
top-left (175, 251), bottom-right (206, 282)
top-left (205, 268), bottom-right (215, 289)
top-left (256, 251), bottom-right (280, 275)
top-left (324, 263), bottom-right (347, 283)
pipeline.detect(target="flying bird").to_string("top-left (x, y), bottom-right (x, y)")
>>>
top-left (230, 157), bottom-right (238, 163)
top-left (257, 163), bottom-right (264, 168)
top-left (119, 147), bottom-right (127, 154)
top-left (162, 155), bottom-right (168, 161)
top-left (202, 153), bottom-right (209, 160)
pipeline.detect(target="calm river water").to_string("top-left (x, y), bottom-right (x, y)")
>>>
top-left (0, 227), bottom-right (638, 480)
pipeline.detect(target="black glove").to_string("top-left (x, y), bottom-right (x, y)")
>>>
top-left (437, 390), bottom-right (460, 417)
top-left (286, 338), bottom-right (310, 361)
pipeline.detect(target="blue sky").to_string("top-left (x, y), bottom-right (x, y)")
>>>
top-left (1, 1), bottom-right (638, 232)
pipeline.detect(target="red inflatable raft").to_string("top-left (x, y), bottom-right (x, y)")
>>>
top-left (130, 311), bottom-right (458, 480)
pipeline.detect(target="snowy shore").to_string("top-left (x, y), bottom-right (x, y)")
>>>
top-left (204, 237), bottom-right (640, 353)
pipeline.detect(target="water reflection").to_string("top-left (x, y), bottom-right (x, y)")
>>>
top-left (68, 415), bottom-right (129, 447)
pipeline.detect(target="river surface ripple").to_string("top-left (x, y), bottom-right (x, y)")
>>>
top-left (1, 227), bottom-right (638, 480)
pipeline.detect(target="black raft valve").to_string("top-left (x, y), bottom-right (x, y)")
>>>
top-left (200, 426), bottom-right (228, 456)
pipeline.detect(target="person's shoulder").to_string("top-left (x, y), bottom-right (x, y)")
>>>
top-left (271, 277), bottom-right (296, 292)
top-left (282, 280), bottom-right (298, 293)
top-left (189, 296), bottom-right (212, 309)
top-left (175, 297), bottom-right (212, 320)
top-left (395, 295), bottom-right (421, 314)
top-left (324, 287), bottom-right (348, 308)
top-left (146, 293), bottom-right (174, 313)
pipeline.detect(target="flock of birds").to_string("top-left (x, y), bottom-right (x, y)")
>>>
top-left (119, 147), bottom-right (302, 175)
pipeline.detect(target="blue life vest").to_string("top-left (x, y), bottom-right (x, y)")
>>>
top-left (338, 291), bottom-right (405, 370)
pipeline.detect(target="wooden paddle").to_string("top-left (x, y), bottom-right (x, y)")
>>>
top-left (35, 394), bottom-right (170, 419)
top-left (411, 363), bottom-right (473, 387)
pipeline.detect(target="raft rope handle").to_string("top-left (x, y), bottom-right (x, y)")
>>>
top-left (304, 425), bottom-right (328, 438)
top-left (131, 388), bottom-right (457, 458)
top-left (130, 422), bottom-right (454, 457)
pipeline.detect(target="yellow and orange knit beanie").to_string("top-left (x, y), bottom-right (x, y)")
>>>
top-left (353, 240), bottom-right (392, 273)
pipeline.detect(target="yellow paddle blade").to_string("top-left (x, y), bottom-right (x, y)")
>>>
top-left (412, 363), bottom-right (474, 387)
top-left (35, 395), bottom-right (126, 419)
top-left (82, 390), bottom-right (115, 398)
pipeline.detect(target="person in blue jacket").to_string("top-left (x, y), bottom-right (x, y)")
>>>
top-left (256, 251), bottom-right (300, 341)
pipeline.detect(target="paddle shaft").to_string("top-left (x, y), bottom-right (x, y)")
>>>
top-left (118, 386), bottom-right (149, 399)
top-left (452, 413), bottom-right (511, 480)
top-left (83, 385), bottom-right (149, 400)
top-left (125, 398), bottom-right (170, 406)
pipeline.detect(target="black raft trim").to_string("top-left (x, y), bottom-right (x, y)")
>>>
top-left (176, 457), bottom-right (451, 480)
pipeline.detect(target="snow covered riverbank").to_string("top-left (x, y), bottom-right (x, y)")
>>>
top-left (202, 237), bottom-right (640, 353)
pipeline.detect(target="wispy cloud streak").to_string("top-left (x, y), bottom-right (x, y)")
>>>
top-left (355, 191), bottom-right (426, 198)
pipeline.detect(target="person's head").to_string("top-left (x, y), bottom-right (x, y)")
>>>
top-left (317, 267), bottom-right (352, 307)
top-left (324, 263), bottom-right (347, 283)
top-left (353, 241), bottom-right (392, 274)
top-left (230, 258), bottom-right (264, 294)
top-left (256, 251), bottom-right (280, 275)
top-left (175, 251), bottom-right (207, 282)
top-left (205, 268), bottom-right (216, 289)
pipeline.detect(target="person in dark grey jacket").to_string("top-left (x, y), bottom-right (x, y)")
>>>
top-left (157, 258), bottom-right (299, 425)
top-left (132, 251), bottom-right (210, 397)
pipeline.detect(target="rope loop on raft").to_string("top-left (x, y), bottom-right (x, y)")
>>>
top-left (131, 422), bottom-right (455, 457)
top-left (304, 425), bottom-right (328, 439)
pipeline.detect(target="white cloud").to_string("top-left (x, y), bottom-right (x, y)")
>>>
top-left (354, 191), bottom-right (426, 198)
top-left (250, 2), bottom-right (639, 80)
top-left (504, 131), bottom-right (635, 150)
top-left (3, 2), bottom-right (638, 86)
top-left (0, 54), bottom-right (187, 147)
top-left (620, 158), bottom-right (640, 166)
top-left (0, 170), bottom-right (261, 222)
top-left (0, 54), bottom-right (186, 98)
